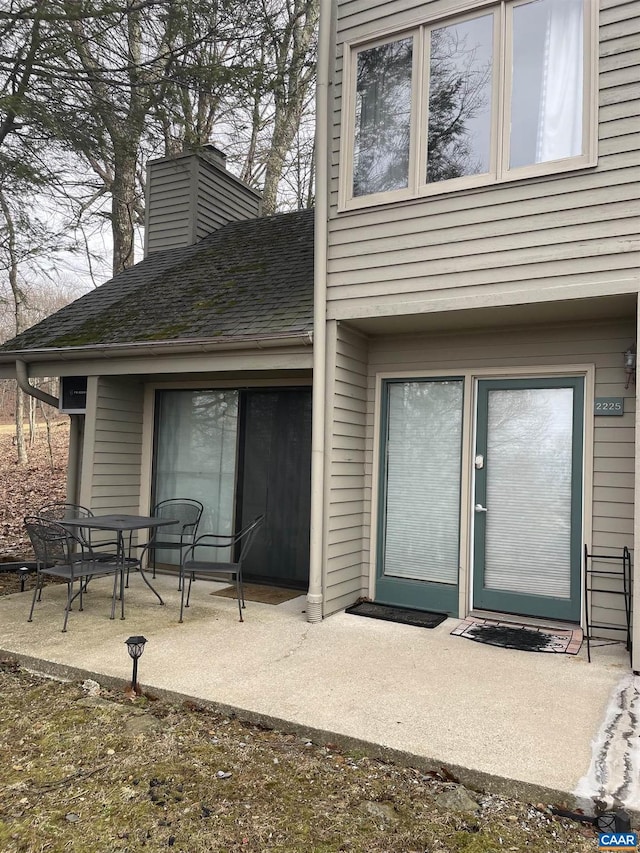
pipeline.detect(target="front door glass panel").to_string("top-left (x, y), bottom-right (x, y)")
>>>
top-left (382, 379), bottom-right (463, 585)
top-left (484, 387), bottom-right (573, 597)
top-left (473, 377), bottom-right (583, 622)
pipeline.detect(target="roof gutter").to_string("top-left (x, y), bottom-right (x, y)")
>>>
top-left (0, 331), bottom-right (313, 367)
top-left (15, 358), bottom-right (59, 407)
top-left (307, 0), bottom-right (332, 623)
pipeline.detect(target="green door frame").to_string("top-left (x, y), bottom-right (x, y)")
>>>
top-left (375, 377), bottom-right (463, 615)
top-left (473, 376), bottom-right (584, 622)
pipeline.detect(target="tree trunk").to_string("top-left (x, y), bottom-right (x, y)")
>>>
top-left (260, 0), bottom-right (318, 215)
top-left (111, 149), bottom-right (139, 275)
top-left (15, 388), bottom-right (27, 465)
top-left (28, 394), bottom-right (36, 447)
top-left (66, 3), bottom-right (147, 277)
top-left (261, 113), bottom-right (298, 215)
top-left (0, 189), bottom-right (28, 463)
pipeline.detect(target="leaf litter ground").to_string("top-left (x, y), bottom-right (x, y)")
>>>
top-left (0, 661), bottom-right (601, 853)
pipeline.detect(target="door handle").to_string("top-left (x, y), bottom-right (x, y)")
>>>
top-left (474, 504), bottom-right (488, 513)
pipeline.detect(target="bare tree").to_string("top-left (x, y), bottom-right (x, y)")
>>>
top-left (2, 0), bottom-right (319, 281)
top-left (149, 0), bottom-right (318, 214)
top-left (59, 1), bottom-right (168, 275)
top-left (151, 0), bottom-right (254, 157)
top-left (0, 188), bottom-right (27, 462)
top-left (217, 0), bottom-right (317, 212)
top-left (0, 162), bottom-right (80, 462)
top-left (259, 0), bottom-right (317, 214)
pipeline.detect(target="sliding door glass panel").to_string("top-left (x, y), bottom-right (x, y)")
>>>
top-left (510, 0), bottom-right (583, 168)
top-left (154, 390), bottom-right (239, 563)
top-left (382, 380), bottom-right (463, 584)
top-left (484, 387), bottom-right (573, 597)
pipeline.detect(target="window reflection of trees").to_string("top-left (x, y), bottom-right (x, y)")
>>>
top-left (353, 37), bottom-right (413, 196)
top-left (427, 17), bottom-right (493, 182)
top-left (352, 15), bottom-right (493, 196)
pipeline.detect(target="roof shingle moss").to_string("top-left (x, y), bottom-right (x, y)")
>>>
top-left (2, 208), bottom-right (314, 353)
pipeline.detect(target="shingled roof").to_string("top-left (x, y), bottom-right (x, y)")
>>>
top-left (1, 208), bottom-right (314, 354)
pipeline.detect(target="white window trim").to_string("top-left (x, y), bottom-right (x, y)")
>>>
top-left (339, 0), bottom-right (598, 212)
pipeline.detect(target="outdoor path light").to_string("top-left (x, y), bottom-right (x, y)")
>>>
top-left (125, 635), bottom-right (147, 694)
top-left (18, 566), bottom-right (30, 593)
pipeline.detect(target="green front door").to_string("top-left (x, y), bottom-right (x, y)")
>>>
top-left (376, 378), bottom-right (464, 615)
top-left (473, 377), bottom-right (584, 622)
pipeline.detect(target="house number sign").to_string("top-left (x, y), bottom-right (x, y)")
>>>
top-left (594, 397), bottom-right (624, 416)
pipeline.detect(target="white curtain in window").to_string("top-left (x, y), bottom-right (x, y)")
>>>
top-left (536, 0), bottom-right (583, 163)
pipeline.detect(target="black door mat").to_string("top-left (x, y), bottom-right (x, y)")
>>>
top-left (450, 618), bottom-right (583, 654)
top-left (345, 601), bottom-right (448, 629)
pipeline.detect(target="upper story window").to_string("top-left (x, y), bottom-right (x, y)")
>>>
top-left (342, 0), bottom-right (596, 208)
top-left (353, 37), bottom-right (414, 196)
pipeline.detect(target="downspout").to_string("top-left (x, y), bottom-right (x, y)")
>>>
top-left (66, 415), bottom-right (82, 506)
top-left (633, 295), bottom-right (640, 673)
top-left (16, 359), bottom-right (81, 504)
top-left (15, 359), bottom-right (58, 408)
top-left (307, 0), bottom-right (332, 622)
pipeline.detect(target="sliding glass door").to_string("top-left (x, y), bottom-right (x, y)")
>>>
top-left (238, 389), bottom-right (312, 585)
top-left (154, 390), bottom-right (239, 544)
top-left (153, 387), bottom-right (311, 585)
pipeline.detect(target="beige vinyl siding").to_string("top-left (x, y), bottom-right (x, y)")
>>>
top-left (144, 152), bottom-right (261, 257)
top-left (344, 318), bottom-right (634, 629)
top-left (194, 161), bottom-right (261, 240)
top-left (21, 348), bottom-right (314, 381)
top-left (324, 322), bottom-right (369, 615)
top-left (86, 377), bottom-right (144, 526)
top-left (327, 0), bottom-right (640, 319)
top-left (144, 157), bottom-right (193, 255)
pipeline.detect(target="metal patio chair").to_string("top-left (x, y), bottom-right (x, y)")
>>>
top-left (137, 498), bottom-right (204, 586)
top-left (37, 502), bottom-right (120, 562)
top-left (179, 514), bottom-right (265, 623)
top-left (24, 516), bottom-right (122, 632)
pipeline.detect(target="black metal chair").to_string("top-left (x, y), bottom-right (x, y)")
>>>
top-left (24, 516), bottom-right (122, 632)
top-left (37, 502), bottom-right (120, 562)
top-left (137, 498), bottom-right (204, 585)
top-left (38, 503), bottom-right (92, 520)
top-left (179, 514), bottom-right (265, 623)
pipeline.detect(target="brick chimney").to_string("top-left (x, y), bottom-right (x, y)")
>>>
top-left (143, 145), bottom-right (262, 258)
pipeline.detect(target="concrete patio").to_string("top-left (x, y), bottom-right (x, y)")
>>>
top-left (0, 571), bottom-right (638, 817)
